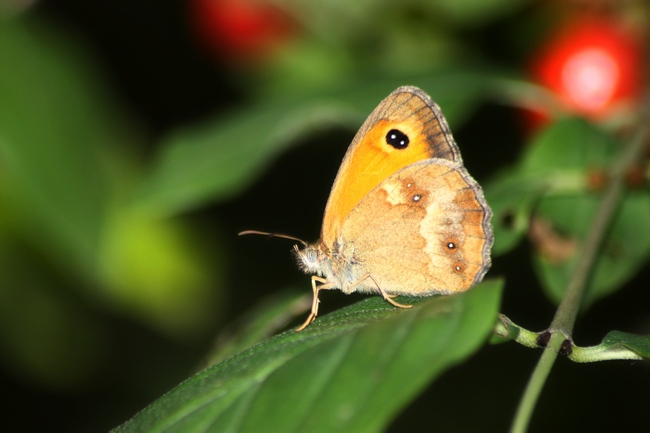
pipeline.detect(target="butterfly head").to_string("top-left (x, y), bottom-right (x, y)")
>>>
top-left (293, 242), bottom-right (326, 276)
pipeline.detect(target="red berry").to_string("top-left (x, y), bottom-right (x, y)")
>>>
top-left (525, 15), bottom-right (642, 131)
top-left (190, 0), bottom-right (294, 62)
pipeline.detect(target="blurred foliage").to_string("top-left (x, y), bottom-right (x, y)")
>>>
top-left (0, 12), bottom-right (224, 389)
top-left (487, 118), bottom-right (650, 307)
top-left (0, 0), bottom-right (649, 432)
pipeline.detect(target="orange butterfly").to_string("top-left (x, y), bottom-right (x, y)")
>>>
top-left (242, 86), bottom-right (493, 331)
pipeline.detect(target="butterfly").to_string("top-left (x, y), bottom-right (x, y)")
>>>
top-left (241, 86), bottom-right (493, 331)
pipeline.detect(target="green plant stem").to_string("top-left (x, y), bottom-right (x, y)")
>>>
top-left (509, 108), bottom-right (650, 433)
top-left (494, 315), bottom-right (646, 362)
top-left (510, 339), bottom-right (560, 433)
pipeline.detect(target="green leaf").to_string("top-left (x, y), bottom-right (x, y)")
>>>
top-left (484, 118), bottom-right (650, 306)
top-left (0, 17), bottom-right (130, 276)
top-left (484, 168), bottom-right (539, 256)
top-left (202, 290), bottom-right (310, 368)
top-left (280, 0), bottom-right (528, 38)
top-left (535, 191), bottom-right (650, 306)
top-left (521, 117), bottom-right (617, 175)
top-left (132, 93), bottom-right (360, 216)
top-left (111, 279), bottom-right (502, 433)
top-left (0, 236), bottom-right (105, 389)
top-left (569, 331), bottom-right (650, 362)
top-left (523, 119), bottom-right (650, 306)
top-left (427, 0), bottom-right (529, 26)
top-left (600, 331), bottom-right (650, 359)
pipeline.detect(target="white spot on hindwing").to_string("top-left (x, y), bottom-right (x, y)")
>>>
top-left (381, 177), bottom-right (425, 206)
top-left (381, 178), bottom-right (408, 205)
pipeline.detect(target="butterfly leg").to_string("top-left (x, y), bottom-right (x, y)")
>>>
top-left (364, 273), bottom-right (412, 309)
top-left (295, 276), bottom-right (332, 331)
top-left (383, 293), bottom-right (412, 309)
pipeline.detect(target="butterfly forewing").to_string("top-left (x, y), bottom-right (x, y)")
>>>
top-left (322, 86), bottom-right (462, 247)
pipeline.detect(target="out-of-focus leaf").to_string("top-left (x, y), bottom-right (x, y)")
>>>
top-left (489, 118), bottom-right (650, 306)
top-left (0, 17), bottom-right (128, 276)
top-left (132, 93), bottom-right (359, 216)
top-left (112, 279), bottom-right (502, 433)
top-left (535, 191), bottom-right (650, 306)
top-left (526, 119), bottom-right (650, 306)
top-left (0, 231), bottom-right (104, 389)
top-left (521, 118), bottom-right (617, 175)
top-left (431, 0), bottom-right (530, 26)
top-left (484, 168), bottom-right (540, 256)
top-left (279, 0), bottom-right (528, 41)
top-left (98, 209), bottom-right (223, 337)
top-left (0, 16), bottom-right (221, 337)
top-left (133, 71), bottom-right (495, 217)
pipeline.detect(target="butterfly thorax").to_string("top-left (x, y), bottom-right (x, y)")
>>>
top-left (294, 240), bottom-right (371, 295)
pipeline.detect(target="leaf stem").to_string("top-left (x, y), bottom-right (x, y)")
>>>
top-left (494, 315), bottom-right (647, 362)
top-left (509, 105), bottom-right (650, 433)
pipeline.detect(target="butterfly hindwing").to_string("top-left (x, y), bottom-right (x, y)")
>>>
top-left (340, 159), bottom-right (492, 295)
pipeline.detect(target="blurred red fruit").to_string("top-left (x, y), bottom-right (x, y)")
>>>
top-left (525, 15), bottom-right (642, 132)
top-left (190, 0), bottom-right (294, 62)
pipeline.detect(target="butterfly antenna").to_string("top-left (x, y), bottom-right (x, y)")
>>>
top-left (238, 230), bottom-right (308, 247)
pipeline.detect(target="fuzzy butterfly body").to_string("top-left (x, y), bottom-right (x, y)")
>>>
top-left (243, 86), bottom-right (493, 330)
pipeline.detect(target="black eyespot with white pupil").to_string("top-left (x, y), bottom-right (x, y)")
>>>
top-left (447, 242), bottom-right (456, 249)
top-left (386, 129), bottom-right (409, 149)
